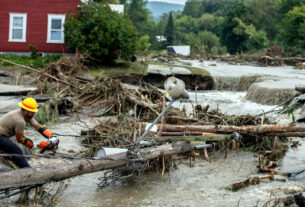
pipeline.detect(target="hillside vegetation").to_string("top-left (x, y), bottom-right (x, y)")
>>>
top-left (124, 0), bottom-right (305, 57)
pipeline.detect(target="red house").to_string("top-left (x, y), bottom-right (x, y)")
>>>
top-left (0, 0), bottom-right (124, 56)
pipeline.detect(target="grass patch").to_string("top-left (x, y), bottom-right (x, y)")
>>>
top-left (86, 61), bottom-right (147, 77)
top-left (185, 66), bottom-right (210, 76)
top-left (148, 62), bottom-right (210, 77)
top-left (0, 54), bottom-right (61, 69)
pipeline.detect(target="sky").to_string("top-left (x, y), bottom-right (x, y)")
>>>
top-left (148, 0), bottom-right (187, 5)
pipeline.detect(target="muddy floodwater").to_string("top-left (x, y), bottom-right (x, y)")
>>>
top-left (1, 61), bottom-right (305, 207)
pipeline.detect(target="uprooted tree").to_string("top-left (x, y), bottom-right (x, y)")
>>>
top-left (64, 1), bottom-right (138, 63)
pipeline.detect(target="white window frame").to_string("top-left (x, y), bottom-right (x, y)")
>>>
top-left (47, 14), bottom-right (65, 44)
top-left (9, 13), bottom-right (27, 42)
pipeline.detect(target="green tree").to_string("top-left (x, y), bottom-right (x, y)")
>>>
top-left (201, 14), bottom-right (215, 31)
top-left (137, 35), bottom-right (151, 53)
top-left (282, 6), bottom-right (305, 48)
top-left (219, 2), bottom-right (251, 53)
top-left (198, 31), bottom-right (221, 54)
top-left (233, 17), bottom-right (269, 50)
top-left (184, 31), bottom-right (221, 55)
top-left (165, 12), bottom-right (175, 45)
top-left (245, 0), bottom-right (281, 40)
top-left (156, 13), bottom-right (170, 34)
top-left (201, 13), bottom-right (224, 34)
top-left (175, 15), bottom-right (204, 43)
top-left (183, 0), bottom-right (202, 18)
top-left (200, 0), bottom-right (236, 16)
top-left (279, 0), bottom-right (305, 16)
top-left (153, 13), bottom-right (170, 49)
top-left (126, 0), bottom-right (151, 36)
top-left (64, 2), bottom-right (137, 63)
top-left (125, 0), bottom-right (158, 49)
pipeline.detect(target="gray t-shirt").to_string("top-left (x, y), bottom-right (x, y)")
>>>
top-left (0, 109), bottom-right (33, 138)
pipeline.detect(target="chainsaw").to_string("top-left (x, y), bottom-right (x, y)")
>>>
top-left (36, 137), bottom-right (59, 153)
top-left (33, 138), bottom-right (81, 159)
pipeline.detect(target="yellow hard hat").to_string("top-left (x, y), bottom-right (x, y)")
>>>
top-left (18, 97), bottom-right (38, 112)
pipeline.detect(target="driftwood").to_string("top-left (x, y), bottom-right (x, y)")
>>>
top-left (258, 56), bottom-right (305, 66)
top-left (145, 134), bottom-right (233, 142)
top-left (155, 131), bottom-right (305, 137)
top-left (155, 131), bottom-right (213, 136)
top-left (280, 57), bottom-right (305, 62)
top-left (120, 83), bottom-right (159, 110)
top-left (296, 62), bottom-right (305, 69)
top-left (0, 142), bottom-right (193, 188)
top-left (147, 124), bottom-right (305, 135)
top-left (125, 91), bottom-right (159, 110)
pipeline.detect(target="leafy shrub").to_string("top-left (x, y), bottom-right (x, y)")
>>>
top-left (282, 6), bottom-right (305, 55)
top-left (28, 44), bottom-right (38, 59)
top-left (64, 2), bottom-right (138, 63)
top-left (137, 35), bottom-right (151, 53)
top-left (184, 31), bottom-right (222, 55)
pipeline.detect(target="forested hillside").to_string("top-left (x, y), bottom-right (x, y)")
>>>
top-left (124, 0), bottom-right (305, 56)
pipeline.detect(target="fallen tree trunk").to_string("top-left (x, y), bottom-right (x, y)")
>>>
top-left (0, 142), bottom-right (193, 188)
top-left (153, 124), bottom-right (305, 135)
top-left (156, 131), bottom-right (305, 137)
top-left (258, 56), bottom-right (305, 65)
top-left (155, 131), bottom-right (224, 136)
top-left (145, 134), bottom-right (233, 142)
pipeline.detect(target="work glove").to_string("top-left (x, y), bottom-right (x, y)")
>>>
top-left (38, 125), bottom-right (54, 139)
top-left (37, 141), bottom-right (50, 150)
top-left (22, 137), bottom-right (34, 148)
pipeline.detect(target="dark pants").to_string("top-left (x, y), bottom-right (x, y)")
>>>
top-left (0, 135), bottom-right (30, 168)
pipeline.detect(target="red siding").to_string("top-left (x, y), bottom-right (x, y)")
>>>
top-left (0, 0), bottom-right (80, 53)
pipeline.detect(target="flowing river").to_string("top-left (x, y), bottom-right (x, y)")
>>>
top-left (1, 61), bottom-right (305, 207)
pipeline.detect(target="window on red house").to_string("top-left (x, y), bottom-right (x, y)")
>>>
top-left (9, 13), bottom-right (27, 42)
top-left (47, 14), bottom-right (65, 44)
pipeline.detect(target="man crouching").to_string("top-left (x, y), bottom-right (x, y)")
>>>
top-left (0, 97), bottom-right (56, 168)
